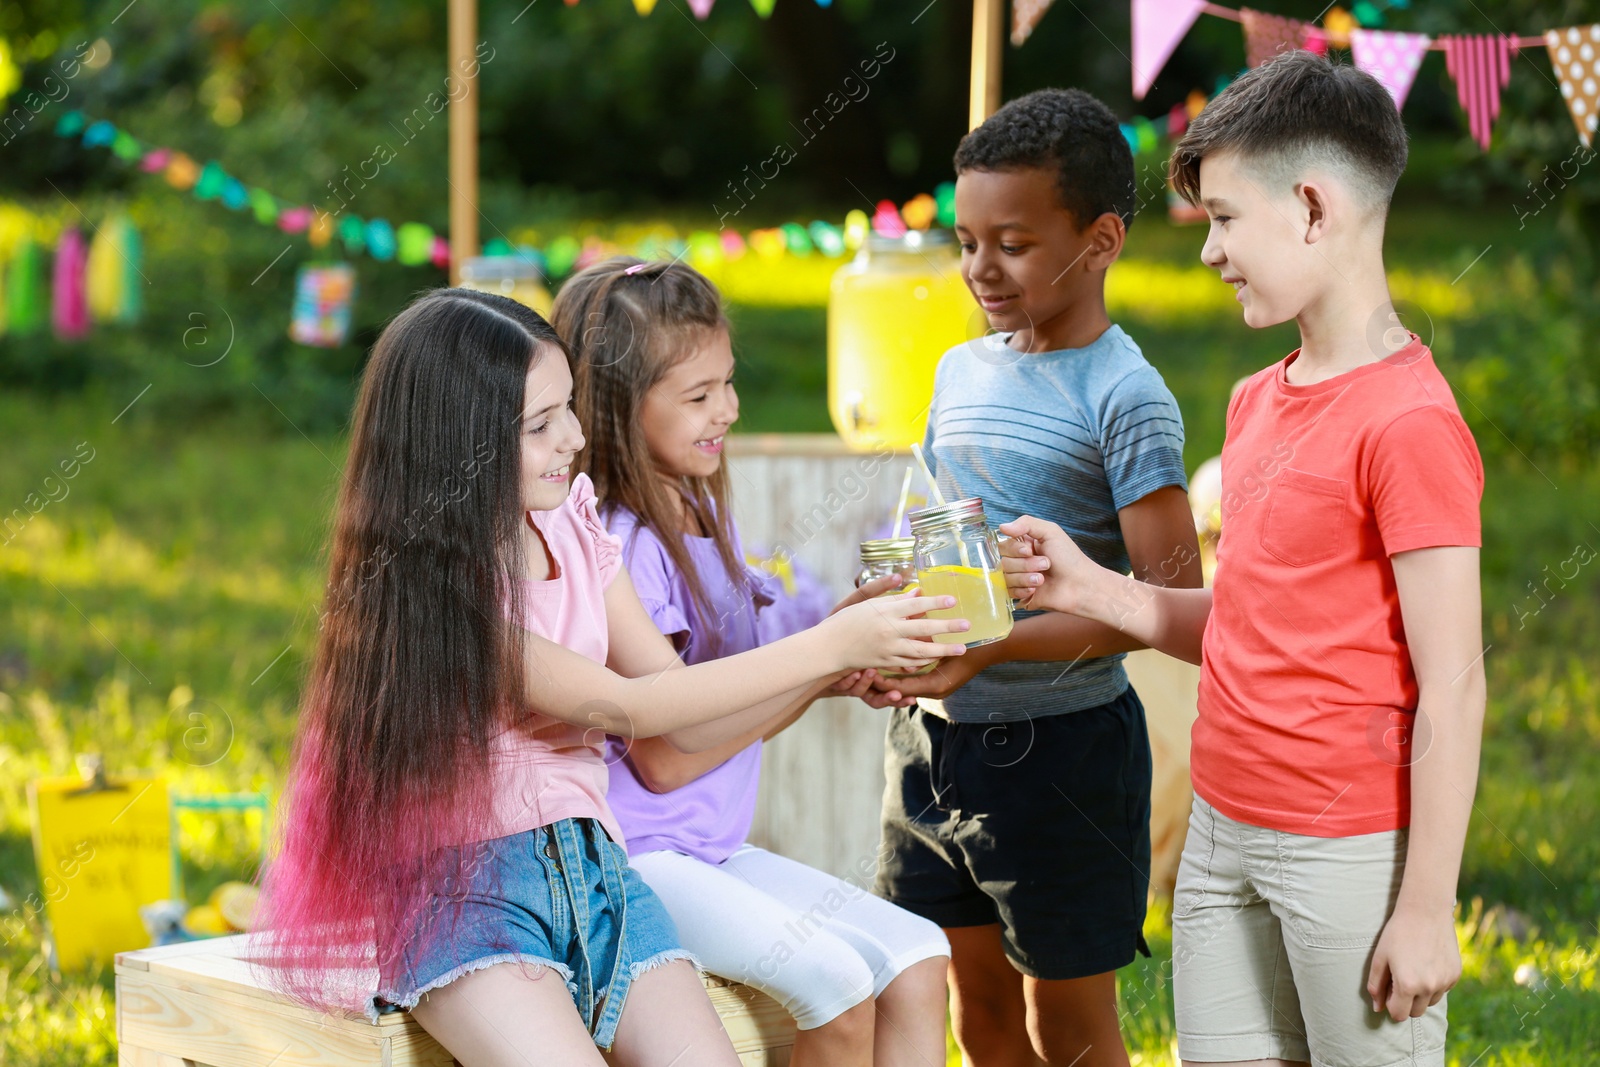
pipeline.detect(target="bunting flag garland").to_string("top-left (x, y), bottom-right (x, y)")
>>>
top-left (50, 227), bottom-right (90, 341)
top-left (1240, 7), bottom-right (1327, 68)
top-left (1350, 29), bottom-right (1430, 109)
top-left (1546, 25), bottom-right (1600, 147)
top-left (1132, 0), bottom-right (1207, 99)
top-left (1121, 3), bottom-right (1588, 154)
top-left (688, 0), bottom-right (715, 17)
top-left (1011, 0), bottom-right (1055, 47)
top-left (1443, 35), bottom-right (1518, 151)
top-left (48, 106), bottom-right (983, 284)
top-left (56, 111), bottom-right (445, 270)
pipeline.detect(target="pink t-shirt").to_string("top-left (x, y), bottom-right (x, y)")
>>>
top-left (485, 472), bottom-right (627, 846)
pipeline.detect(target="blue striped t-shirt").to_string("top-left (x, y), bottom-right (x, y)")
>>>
top-left (922, 324), bottom-right (1188, 722)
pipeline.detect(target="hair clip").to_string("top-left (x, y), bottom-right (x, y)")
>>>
top-left (624, 262), bottom-right (649, 275)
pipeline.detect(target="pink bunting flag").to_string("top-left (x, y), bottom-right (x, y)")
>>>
top-left (1442, 35), bottom-right (1519, 151)
top-left (1011, 0), bottom-right (1054, 47)
top-left (1132, 0), bottom-right (1206, 100)
top-left (1350, 29), bottom-right (1431, 110)
top-left (688, 0), bottom-right (714, 17)
top-left (52, 227), bottom-right (91, 340)
top-left (1240, 8), bottom-right (1327, 69)
top-left (1546, 25), bottom-right (1600, 147)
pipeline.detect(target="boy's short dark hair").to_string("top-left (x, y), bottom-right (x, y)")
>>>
top-left (1170, 50), bottom-right (1408, 214)
top-left (954, 88), bottom-right (1137, 231)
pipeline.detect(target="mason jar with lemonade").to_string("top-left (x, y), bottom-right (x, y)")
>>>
top-left (907, 497), bottom-right (1014, 647)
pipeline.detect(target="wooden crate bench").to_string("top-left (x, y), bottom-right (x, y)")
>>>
top-left (115, 935), bottom-right (796, 1066)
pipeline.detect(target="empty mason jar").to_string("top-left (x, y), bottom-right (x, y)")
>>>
top-left (855, 537), bottom-right (934, 677)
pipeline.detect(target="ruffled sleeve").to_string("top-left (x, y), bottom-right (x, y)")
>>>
top-left (569, 473), bottom-right (624, 588)
top-left (745, 561), bottom-right (781, 613)
top-left (609, 513), bottom-right (694, 650)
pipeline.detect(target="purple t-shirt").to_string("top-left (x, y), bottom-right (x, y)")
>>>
top-left (603, 506), bottom-right (781, 863)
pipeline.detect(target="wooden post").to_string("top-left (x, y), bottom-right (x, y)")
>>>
top-left (447, 0), bottom-right (479, 285)
top-left (969, 0), bottom-right (1004, 130)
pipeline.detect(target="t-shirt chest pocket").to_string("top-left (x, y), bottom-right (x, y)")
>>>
top-left (1261, 468), bottom-right (1351, 567)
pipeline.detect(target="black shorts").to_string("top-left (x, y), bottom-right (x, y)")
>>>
top-left (876, 686), bottom-right (1153, 980)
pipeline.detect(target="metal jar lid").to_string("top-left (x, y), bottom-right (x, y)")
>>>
top-left (859, 537), bottom-right (917, 563)
top-left (907, 497), bottom-right (988, 535)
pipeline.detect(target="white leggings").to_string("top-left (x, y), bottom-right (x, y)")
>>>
top-left (629, 844), bottom-right (950, 1030)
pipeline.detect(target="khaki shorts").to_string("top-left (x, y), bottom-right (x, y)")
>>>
top-left (1173, 797), bottom-right (1447, 1067)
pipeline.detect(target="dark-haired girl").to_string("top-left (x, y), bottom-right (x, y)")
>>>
top-left (256, 288), bottom-right (967, 1066)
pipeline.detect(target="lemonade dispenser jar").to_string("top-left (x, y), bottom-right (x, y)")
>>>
top-left (828, 231), bottom-right (975, 451)
top-left (459, 255), bottom-right (553, 316)
top-left (908, 497), bottom-right (1014, 647)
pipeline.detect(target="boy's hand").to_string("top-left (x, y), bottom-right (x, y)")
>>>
top-left (998, 516), bottom-right (1101, 615)
top-left (868, 641), bottom-right (994, 700)
top-left (1367, 902), bottom-right (1462, 1021)
top-left (826, 669), bottom-right (884, 699)
top-left (855, 683), bottom-right (918, 710)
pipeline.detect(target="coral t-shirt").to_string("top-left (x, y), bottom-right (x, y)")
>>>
top-left (1192, 335), bottom-right (1483, 837)
top-left (485, 473), bottom-right (627, 846)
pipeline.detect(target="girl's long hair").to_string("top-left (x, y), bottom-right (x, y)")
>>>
top-left (255, 288), bottom-right (566, 1010)
top-left (553, 257), bottom-right (747, 654)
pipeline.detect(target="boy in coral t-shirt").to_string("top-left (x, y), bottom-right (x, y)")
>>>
top-left (999, 52), bottom-right (1485, 1067)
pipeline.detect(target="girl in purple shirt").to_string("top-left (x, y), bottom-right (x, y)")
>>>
top-left (556, 258), bottom-right (951, 1067)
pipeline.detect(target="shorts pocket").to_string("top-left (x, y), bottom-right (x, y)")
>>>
top-left (1278, 829), bottom-right (1406, 950)
top-left (1261, 468), bottom-right (1350, 568)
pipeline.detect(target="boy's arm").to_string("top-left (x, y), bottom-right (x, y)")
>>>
top-left (874, 486), bottom-right (1201, 698)
top-left (1006, 484), bottom-right (1204, 658)
top-left (1367, 545), bottom-right (1485, 1022)
top-left (999, 515), bottom-right (1212, 664)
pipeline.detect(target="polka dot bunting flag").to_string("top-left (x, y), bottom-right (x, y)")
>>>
top-left (1546, 25), bottom-right (1600, 147)
top-left (1349, 29), bottom-right (1431, 110)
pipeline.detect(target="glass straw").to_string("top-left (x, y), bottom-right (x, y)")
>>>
top-left (892, 466), bottom-right (914, 537)
top-left (910, 443), bottom-right (945, 506)
top-left (910, 443), bottom-right (971, 568)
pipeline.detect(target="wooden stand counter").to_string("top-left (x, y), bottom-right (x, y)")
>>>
top-left (115, 935), bottom-right (796, 1066)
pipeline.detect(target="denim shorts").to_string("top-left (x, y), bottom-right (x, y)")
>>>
top-left (371, 818), bottom-right (696, 1050)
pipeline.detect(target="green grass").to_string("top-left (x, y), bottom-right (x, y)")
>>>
top-left (2, 270), bottom-right (1598, 1063)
